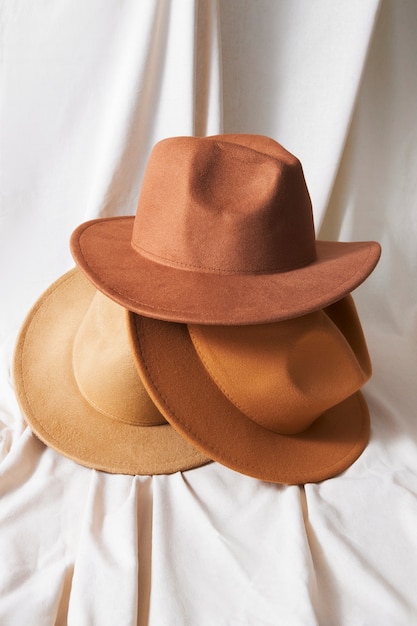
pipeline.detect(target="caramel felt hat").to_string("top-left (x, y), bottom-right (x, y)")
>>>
top-left (70, 134), bottom-right (381, 325)
top-left (129, 294), bottom-right (372, 484)
top-left (13, 268), bottom-right (210, 475)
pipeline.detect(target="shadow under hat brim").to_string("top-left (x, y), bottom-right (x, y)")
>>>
top-left (13, 268), bottom-right (210, 475)
top-left (71, 217), bottom-right (381, 325)
top-left (129, 314), bottom-right (370, 484)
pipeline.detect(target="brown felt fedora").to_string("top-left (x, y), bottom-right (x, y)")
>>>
top-left (129, 294), bottom-right (373, 484)
top-left (13, 268), bottom-right (210, 475)
top-left (70, 134), bottom-right (381, 325)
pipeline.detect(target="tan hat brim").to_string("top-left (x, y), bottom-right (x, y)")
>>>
top-left (13, 268), bottom-right (210, 475)
top-left (71, 216), bottom-right (381, 325)
top-left (129, 314), bottom-right (370, 484)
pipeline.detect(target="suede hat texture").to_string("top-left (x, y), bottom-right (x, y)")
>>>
top-left (70, 134), bottom-right (381, 325)
top-left (13, 268), bottom-right (210, 475)
top-left (129, 294), bottom-right (373, 484)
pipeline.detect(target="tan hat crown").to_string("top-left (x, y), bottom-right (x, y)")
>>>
top-left (73, 289), bottom-right (166, 427)
top-left (131, 135), bottom-right (317, 274)
top-left (13, 268), bottom-right (210, 475)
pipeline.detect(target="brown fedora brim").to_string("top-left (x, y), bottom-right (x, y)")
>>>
top-left (71, 216), bottom-right (381, 325)
top-left (13, 268), bottom-right (210, 475)
top-left (128, 313), bottom-right (370, 484)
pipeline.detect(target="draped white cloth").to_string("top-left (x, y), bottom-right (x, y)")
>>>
top-left (1, 0), bottom-right (416, 624)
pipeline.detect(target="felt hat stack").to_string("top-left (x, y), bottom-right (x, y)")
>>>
top-left (13, 134), bottom-right (381, 484)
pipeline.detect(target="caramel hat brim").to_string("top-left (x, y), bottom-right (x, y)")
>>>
top-left (71, 216), bottom-right (380, 325)
top-left (129, 314), bottom-right (370, 484)
top-left (13, 268), bottom-right (210, 475)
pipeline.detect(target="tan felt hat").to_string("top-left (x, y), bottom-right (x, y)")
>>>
top-left (129, 294), bottom-right (372, 484)
top-left (13, 268), bottom-right (210, 475)
top-left (70, 134), bottom-right (381, 325)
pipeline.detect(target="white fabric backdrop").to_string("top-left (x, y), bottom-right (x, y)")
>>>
top-left (1, 0), bottom-right (416, 624)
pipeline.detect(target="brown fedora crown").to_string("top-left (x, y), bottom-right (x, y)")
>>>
top-left (70, 134), bottom-right (380, 325)
top-left (131, 135), bottom-right (317, 274)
